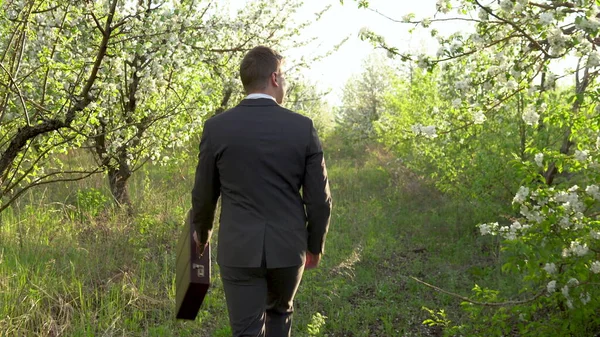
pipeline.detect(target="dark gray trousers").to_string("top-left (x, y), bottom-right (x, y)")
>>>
top-left (219, 262), bottom-right (304, 337)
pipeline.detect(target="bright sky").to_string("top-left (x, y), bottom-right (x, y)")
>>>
top-left (227, 0), bottom-right (472, 105)
top-left (290, 0), bottom-right (436, 105)
top-left (285, 0), bottom-right (466, 106)
top-left (226, 0), bottom-right (581, 106)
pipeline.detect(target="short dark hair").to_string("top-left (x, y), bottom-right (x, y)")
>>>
top-left (240, 46), bottom-right (283, 93)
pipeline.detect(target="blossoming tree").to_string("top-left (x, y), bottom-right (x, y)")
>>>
top-left (85, 0), bottom-right (319, 210)
top-left (0, 0), bottom-right (120, 213)
top-left (0, 0), bottom-right (331, 212)
top-left (336, 53), bottom-right (398, 142)
top-left (352, 0), bottom-right (600, 334)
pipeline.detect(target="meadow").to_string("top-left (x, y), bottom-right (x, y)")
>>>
top-left (0, 135), bottom-right (511, 337)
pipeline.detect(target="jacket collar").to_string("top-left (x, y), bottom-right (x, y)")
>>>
top-left (238, 98), bottom-right (279, 107)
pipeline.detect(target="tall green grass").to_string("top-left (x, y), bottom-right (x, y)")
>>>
top-left (1, 138), bottom-right (513, 336)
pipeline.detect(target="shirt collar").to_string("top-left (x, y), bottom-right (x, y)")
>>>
top-left (245, 93), bottom-right (277, 102)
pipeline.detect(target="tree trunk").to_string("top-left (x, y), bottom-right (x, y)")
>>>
top-left (108, 164), bottom-right (132, 214)
top-left (107, 148), bottom-right (133, 214)
top-left (213, 86), bottom-right (233, 116)
top-left (543, 67), bottom-right (591, 185)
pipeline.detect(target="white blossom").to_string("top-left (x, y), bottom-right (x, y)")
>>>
top-left (522, 105), bottom-right (540, 126)
top-left (545, 73), bottom-right (558, 89)
top-left (577, 38), bottom-right (593, 55)
top-left (591, 261), bottom-right (600, 274)
top-left (548, 27), bottom-right (567, 56)
top-left (473, 110), bottom-right (486, 124)
top-left (559, 217), bottom-right (571, 229)
top-left (566, 299), bottom-right (574, 309)
top-left (510, 67), bottom-right (523, 80)
top-left (514, 3), bottom-right (524, 12)
top-left (511, 221), bottom-right (522, 231)
top-left (561, 285), bottom-right (570, 298)
top-left (543, 263), bottom-right (557, 274)
top-left (581, 292), bottom-right (591, 305)
top-left (436, 47), bottom-right (446, 58)
top-left (495, 51), bottom-right (506, 63)
top-left (359, 26), bottom-right (370, 36)
top-left (478, 9), bottom-right (488, 21)
top-left (576, 16), bottom-right (600, 32)
top-left (535, 153), bottom-right (544, 167)
top-left (500, 0), bottom-right (514, 12)
top-left (456, 80), bottom-right (469, 91)
top-left (421, 125), bottom-right (437, 138)
top-left (554, 189), bottom-right (585, 214)
top-left (539, 12), bottom-right (554, 25)
top-left (436, 0), bottom-right (452, 14)
top-left (575, 150), bottom-right (589, 162)
top-left (591, 230), bottom-right (600, 240)
top-left (497, 225), bottom-right (512, 240)
top-left (506, 80), bottom-right (518, 91)
top-left (479, 222), bottom-right (498, 235)
top-left (513, 186), bottom-right (529, 204)
top-left (450, 41), bottom-right (462, 53)
top-left (520, 205), bottom-right (544, 223)
top-left (412, 124), bottom-right (438, 139)
top-left (547, 280), bottom-right (557, 293)
top-left (452, 98), bottom-right (462, 108)
top-left (563, 241), bottom-right (589, 257)
top-left (586, 185), bottom-right (600, 200)
top-left (588, 51), bottom-right (600, 67)
top-left (417, 55), bottom-right (429, 69)
top-left (467, 34), bottom-right (482, 48)
top-left (528, 84), bottom-right (538, 95)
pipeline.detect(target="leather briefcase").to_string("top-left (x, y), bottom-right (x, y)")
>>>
top-left (175, 213), bottom-right (211, 320)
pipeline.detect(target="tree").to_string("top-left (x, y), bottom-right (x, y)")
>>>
top-left (0, 0), bottom-right (122, 213)
top-left (336, 52), bottom-right (397, 142)
top-left (0, 0), bottom-right (336, 213)
top-left (285, 76), bottom-right (334, 135)
top-left (349, 0), bottom-right (600, 334)
top-left (85, 0), bottom-right (340, 211)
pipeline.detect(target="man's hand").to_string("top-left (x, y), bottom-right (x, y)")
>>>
top-left (305, 251), bottom-right (321, 270)
top-left (193, 231), bottom-right (208, 258)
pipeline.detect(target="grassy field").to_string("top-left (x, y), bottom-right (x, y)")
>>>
top-left (0, 137), bottom-right (512, 336)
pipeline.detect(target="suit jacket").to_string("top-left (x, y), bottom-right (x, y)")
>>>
top-left (190, 98), bottom-right (332, 268)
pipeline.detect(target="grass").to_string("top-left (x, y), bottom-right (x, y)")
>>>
top-left (0, 137), bottom-right (513, 336)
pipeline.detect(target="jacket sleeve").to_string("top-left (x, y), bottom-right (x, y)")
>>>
top-left (190, 121), bottom-right (221, 244)
top-left (302, 120), bottom-right (332, 255)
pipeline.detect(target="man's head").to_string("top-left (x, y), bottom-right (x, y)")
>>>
top-left (240, 46), bottom-right (286, 104)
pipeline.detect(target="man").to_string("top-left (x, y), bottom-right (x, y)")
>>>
top-left (190, 46), bottom-right (332, 337)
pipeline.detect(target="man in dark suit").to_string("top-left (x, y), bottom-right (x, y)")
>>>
top-left (190, 46), bottom-right (332, 337)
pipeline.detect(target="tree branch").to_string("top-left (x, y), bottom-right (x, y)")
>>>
top-left (410, 276), bottom-right (545, 306)
top-left (0, 62), bottom-right (30, 126)
top-left (369, 7), bottom-right (496, 25)
top-left (0, 169), bottom-right (103, 214)
top-left (474, 0), bottom-right (552, 59)
top-left (89, 10), bottom-right (106, 35)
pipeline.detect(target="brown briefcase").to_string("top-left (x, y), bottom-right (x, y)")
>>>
top-left (175, 213), bottom-right (211, 320)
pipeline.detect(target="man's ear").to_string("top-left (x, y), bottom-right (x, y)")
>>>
top-left (271, 72), bottom-right (279, 88)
